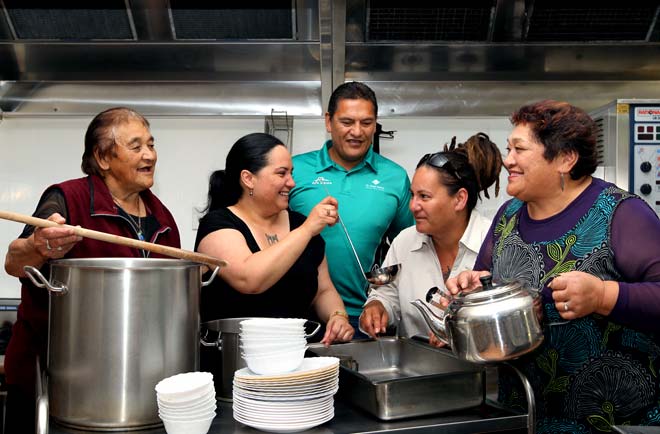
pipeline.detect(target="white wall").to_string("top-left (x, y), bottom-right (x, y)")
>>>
top-left (0, 115), bottom-right (512, 297)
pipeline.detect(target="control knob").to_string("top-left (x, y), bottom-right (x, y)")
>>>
top-left (640, 161), bottom-right (652, 173)
top-left (640, 184), bottom-right (652, 195)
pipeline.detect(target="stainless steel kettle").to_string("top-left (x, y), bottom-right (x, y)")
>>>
top-left (411, 275), bottom-right (544, 363)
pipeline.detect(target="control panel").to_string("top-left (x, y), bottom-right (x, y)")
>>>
top-left (630, 105), bottom-right (660, 216)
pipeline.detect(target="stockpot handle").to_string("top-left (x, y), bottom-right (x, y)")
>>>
top-left (199, 328), bottom-right (222, 350)
top-left (23, 266), bottom-right (68, 295)
top-left (201, 266), bottom-right (220, 287)
top-left (305, 321), bottom-right (321, 339)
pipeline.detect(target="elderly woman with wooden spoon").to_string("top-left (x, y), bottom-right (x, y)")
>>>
top-left (3, 107), bottom-right (180, 433)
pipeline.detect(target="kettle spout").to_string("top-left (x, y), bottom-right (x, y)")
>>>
top-left (410, 299), bottom-right (449, 345)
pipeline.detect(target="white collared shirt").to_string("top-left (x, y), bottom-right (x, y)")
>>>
top-left (364, 210), bottom-right (492, 338)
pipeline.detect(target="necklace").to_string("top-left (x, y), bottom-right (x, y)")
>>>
top-left (442, 265), bottom-right (451, 282)
top-left (112, 194), bottom-right (144, 241)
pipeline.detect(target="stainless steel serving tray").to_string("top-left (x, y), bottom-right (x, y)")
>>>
top-left (307, 337), bottom-right (484, 420)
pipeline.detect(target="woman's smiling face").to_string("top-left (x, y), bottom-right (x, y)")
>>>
top-left (252, 145), bottom-right (295, 209)
top-left (504, 123), bottom-right (559, 203)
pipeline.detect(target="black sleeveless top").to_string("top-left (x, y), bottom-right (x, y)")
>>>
top-left (195, 208), bottom-right (325, 322)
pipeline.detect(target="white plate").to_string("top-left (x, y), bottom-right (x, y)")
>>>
top-left (232, 393), bottom-right (331, 408)
top-left (233, 386), bottom-right (338, 402)
top-left (234, 357), bottom-right (339, 381)
top-left (233, 405), bottom-right (333, 424)
top-left (233, 399), bottom-right (333, 417)
top-left (234, 408), bottom-right (334, 433)
top-left (232, 400), bottom-right (333, 417)
top-left (234, 384), bottom-right (339, 401)
top-left (233, 375), bottom-right (338, 391)
top-left (234, 369), bottom-right (338, 387)
top-left (232, 394), bottom-right (333, 409)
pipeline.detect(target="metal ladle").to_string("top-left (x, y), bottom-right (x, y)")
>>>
top-left (319, 185), bottom-right (398, 286)
top-left (319, 184), bottom-right (368, 283)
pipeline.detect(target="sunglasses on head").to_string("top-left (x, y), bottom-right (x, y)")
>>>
top-left (420, 152), bottom-right (462, 180)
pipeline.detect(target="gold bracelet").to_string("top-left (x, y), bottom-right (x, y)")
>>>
top-left (331, 310), bottom-right (349, 320)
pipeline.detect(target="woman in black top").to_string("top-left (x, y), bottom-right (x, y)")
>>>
top-left (195, 133), bottom-right (354, 345)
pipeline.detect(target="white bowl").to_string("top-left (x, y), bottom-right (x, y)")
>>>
top-left (161, 413), bottom-right (215, 434)
top-left (240, 325), bottom-right (305, 334)
top-left (241, 341), bottom-right (306, 354)
top-left (157, 382), bottom-right (214, 404)
top-left (240, 318), bottom-right (306, 329)
top-left (158, 408), bottom-right (216, 422)
top-left (157, 393), bottom-right (216, 411)
top-left (241, 331), bottom-right (306, 339)
top-left (159, 408), bottom-right (216, 422)
top-left (155, 372), bottom-right (213, 401)
top-left (240, 334), bottom-right (305, 342)
top-left (243, 347), bottom-right (306, 375)
top-left (240, 329), bottom-right (306, 337)
top-left (241, 344), bottom-right (308, 359)
top-left (156, 390), bottom-right (215, 408)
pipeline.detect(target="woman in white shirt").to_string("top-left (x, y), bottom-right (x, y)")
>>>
top-left (359, 133), bottom-right (502, 342)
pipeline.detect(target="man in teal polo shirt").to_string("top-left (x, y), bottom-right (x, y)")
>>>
top-left (289, 82), bottom-right (413, 335)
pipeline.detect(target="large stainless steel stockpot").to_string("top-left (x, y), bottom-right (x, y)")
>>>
top-left (412, 275), bottom-right (544, 363)
top-left (25, 258), bottom-right (218, 431)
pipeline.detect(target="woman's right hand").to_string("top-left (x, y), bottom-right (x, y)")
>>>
top-left (359, 300), bottom-right (389, 338)
top-left (303, 196), bottom-right (339, 236)
top-left (33, 213), bottom-right (81, 259)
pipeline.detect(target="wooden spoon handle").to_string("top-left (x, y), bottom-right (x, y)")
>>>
top-left (0, 210), bottom-right (228, 269)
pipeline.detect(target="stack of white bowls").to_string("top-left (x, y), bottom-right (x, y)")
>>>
top-left (240, 318), bottom-right (308, 375)
top-left (155, 372), bottom-right (216, 434)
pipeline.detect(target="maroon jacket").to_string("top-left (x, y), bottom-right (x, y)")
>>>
top-left (5, 175), bottom-right (180, 394)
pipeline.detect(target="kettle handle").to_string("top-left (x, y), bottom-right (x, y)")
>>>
top-left (23, 266), bottom-right (68, 295)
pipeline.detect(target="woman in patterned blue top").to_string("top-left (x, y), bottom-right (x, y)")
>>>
top-left (446, 100), bottom-right (660, 433)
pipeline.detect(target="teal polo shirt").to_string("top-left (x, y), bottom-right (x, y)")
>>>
top-left (289, 140), bottom-right (414, 317)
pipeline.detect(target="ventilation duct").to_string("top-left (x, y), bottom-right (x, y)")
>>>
top-left (2, 0), bottom-right (136, 40)
top-left (169, 0), bottom-right (295, 40)
top-left (524, 1), bottom-right (659, 42)
top-left (366, 0), bottom-right (496, 42)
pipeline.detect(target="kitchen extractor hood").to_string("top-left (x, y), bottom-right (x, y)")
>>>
top-left (0, 0), bottom-right (659, 117)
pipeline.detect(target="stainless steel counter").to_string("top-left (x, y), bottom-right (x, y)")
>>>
top-left (49, 399), bottom-right (528, 434)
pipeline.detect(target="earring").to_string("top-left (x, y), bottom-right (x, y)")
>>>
top-left (249, 189), bottom-right (254, 197)
top-left (559, 172), bottom-right (565, 192)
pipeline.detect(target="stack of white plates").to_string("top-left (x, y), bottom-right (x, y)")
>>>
top-left (233, 357), bottom-right (340, 433)
top-left (240, 318), bottom-right (309, 375)
top-left (155, 372), bottom-right (217, 434)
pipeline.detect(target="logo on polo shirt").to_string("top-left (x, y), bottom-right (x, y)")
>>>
top-left (365, 179), bottom-right (384, 191)
top-left (312, 176), bottom-right (332, 185)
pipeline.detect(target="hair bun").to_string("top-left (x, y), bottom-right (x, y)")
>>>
top-left (458, 132), bottom-right (502, 199)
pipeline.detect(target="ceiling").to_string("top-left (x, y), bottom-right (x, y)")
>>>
top-left (1, 0), bottom-right (659, 117)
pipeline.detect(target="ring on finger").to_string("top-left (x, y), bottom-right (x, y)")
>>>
top-left (563, 302), bottom-right (569, 312)
top-left (45, 239), bottom-right (52, 251)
